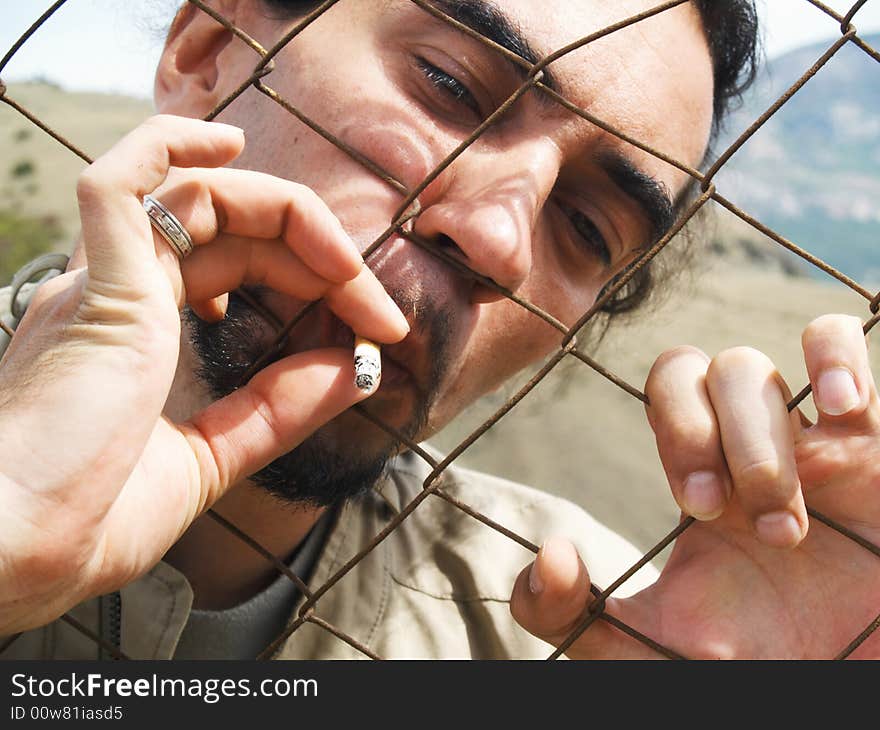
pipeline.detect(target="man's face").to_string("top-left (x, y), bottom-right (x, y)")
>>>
top-left (159, 0), bottom-right (713, 504)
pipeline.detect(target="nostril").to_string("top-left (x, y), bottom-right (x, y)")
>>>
top-left (412, 212), bottom-right (515, 305)
top-left (432, 233), bottom-right (473, 273)
top-left (426, 233), bottom-right (466, 266)
top-left (436, 234), bottom-right (460, 252)
top-left (431, 234), bottom-right (505, 303)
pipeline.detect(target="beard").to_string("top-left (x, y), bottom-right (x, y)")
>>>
top-left (184, 286), bottom-right (453, 508)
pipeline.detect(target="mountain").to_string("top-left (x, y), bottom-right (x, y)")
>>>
top-left (714, 33), bottom-right (880, 285)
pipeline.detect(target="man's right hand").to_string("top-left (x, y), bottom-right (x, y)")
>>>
top-left (0, 114), bottom-right (409, 636)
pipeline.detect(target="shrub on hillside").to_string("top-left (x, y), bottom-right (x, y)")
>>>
top-left (0, 208), bottom-right (65, 284)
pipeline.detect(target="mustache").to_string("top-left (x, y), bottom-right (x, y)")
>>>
top-left (383, 283), bottom-right (454, 395)
top-left (188, 284), bottom-right (457, 405)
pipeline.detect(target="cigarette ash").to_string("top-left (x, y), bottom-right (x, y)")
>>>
top-left (354, 337), bottom-right (381, 392)
top-left (355, 368), bottom-right (379, 391)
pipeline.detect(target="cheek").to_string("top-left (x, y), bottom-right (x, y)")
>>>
top-left (437, 246), bottom-right (604, 422)
top-left (485, 299), bottom-right (568, 362)
top-left (526, 233), bottom-right (607, 329)
top-left (293, 38), bottom-right (453, 192)
top-left (339, 116), bottom-right (442, 192)
top-left (325, 116), bottom-right (440, 239)
top-left (448, 298), bottom-right (570, 401)
top-left (265, 59), bottom-right (460, 239)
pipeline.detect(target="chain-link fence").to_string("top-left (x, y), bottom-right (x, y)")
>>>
top-left (1, 0), bottom-right (879, 660)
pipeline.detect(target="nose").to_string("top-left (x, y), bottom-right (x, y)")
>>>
top-left (412, 139), bottom-right (561, 304)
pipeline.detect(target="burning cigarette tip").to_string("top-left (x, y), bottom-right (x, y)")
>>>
top-left (354, 336), bottom-right (381, 392)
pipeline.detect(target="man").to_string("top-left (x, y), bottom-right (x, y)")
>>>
top-left (2, 0), bottom-right (879, 659)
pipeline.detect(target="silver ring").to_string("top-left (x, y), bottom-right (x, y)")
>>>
top-left (143, 194), bottom-right (194, 259)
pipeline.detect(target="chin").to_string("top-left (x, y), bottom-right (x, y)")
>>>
top-left (320, 406), bottom-right (407, 457)
top-left (248, 412), bottom-right (400, 508)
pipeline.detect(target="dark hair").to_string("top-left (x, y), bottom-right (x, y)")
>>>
top-left (696, 1), bottom-right (761, 138)
top-left (260, 0), bottom-right (761, 317)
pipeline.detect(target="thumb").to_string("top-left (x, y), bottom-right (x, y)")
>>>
top-left (87, 346), bottom-right (378, 594)
top-left (179, 346), bottom-right (378, 508)
top-left (510, 537), bottom-right (657, 659)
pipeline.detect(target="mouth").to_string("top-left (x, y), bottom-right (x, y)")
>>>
top-left (316, 307), bottom-right (430, 397)
top-left (244, 288), bottom-right (429, 400)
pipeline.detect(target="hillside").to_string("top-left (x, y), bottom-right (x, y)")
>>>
top-left (715, 33), bottom-right (880, 286)
top-left (0, 82), bottom-right (154, 240)
top-left (0, 83), bottom-right (153, 280)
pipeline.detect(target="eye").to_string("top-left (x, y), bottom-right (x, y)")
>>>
top-left (415, 57), bottom-right (481, 116)
top-left (558, 201), bottom-right (612, 267)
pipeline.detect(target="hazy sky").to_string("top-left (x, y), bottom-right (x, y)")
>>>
top-left (1, 0), bottom-right (879, 100)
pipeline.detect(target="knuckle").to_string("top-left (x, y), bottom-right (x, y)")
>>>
top-left (138, 115), bottom-right (177, 150)
top-left (646, 345), bottom-right (708, 390)
top-left (709, 346), bottom-right (773, 379)
top-left (143, 113), bottom-right (176, 131)
top-left (134, 116), bottom-right (174, 175)
top-left (731, 457), bottom-right (783, 492)
top-left (75, 166), bottom-right (106, 203)
top-left (283, 184), bottom-right (319, 224)
top-left (290, 182), bottom-right (325, 213)
top-left (660, 417), bottom-right (716, 458)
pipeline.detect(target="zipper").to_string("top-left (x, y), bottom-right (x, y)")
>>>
top-left (100, 591), bottom-right (122, 660)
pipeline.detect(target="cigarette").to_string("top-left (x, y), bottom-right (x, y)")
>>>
top-left (354, 336), bottom-right (381, 392)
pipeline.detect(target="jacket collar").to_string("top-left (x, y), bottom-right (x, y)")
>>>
top-left (372, 447), bottom-right (441, 515)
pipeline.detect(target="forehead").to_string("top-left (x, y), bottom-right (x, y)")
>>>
top-left (382, 0), bottom-right (715, 192)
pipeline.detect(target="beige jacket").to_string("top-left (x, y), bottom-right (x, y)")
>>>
top-left (3, 448), bottom-right (657, 660)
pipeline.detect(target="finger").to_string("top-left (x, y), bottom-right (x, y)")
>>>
top-left (645, 346), bottom-right (732, 521)
top-left (325, 269), bottom-right (411, 344)
top-left (67, 233), bottom-right (86, 270)
top-left (774, 374), bottom-right (814, 432)
top-left (190, 294), bottom-right (229, 323)
top-left (803, 314), bottom-right (880, 430)
top-left (180, 234), bottom-right (409, 343)
top-left (154, 167), bottom-right (364, 284)
top-left (706, 347), bottom-right (807, 548)
top-left (76, 115), bottom-right (244, 285)
top-left (509, 537), bottom-right (656, 659)
top-left (180, 346), bottom-right (378, 502)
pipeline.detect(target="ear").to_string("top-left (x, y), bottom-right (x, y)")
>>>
top-left (154, 1), bottom-right (239, 117)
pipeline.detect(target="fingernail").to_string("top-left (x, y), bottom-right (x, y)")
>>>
top-left (215, 122), bottom-right (245, 138)
top-left (755, 511), bottom-right (803, 548)
top-left (816, 367), bottom-right (860, 416)
top-left (529, 546), bottom-right (545, 595)
top-left (682, 471), bottom-right (728, 520)
top-left (337, 225), bottom-right (363, 264)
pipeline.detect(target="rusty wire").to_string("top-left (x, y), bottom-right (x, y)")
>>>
top-left (0, 0), bottom-right (879, 661)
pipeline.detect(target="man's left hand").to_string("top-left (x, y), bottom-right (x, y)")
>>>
top-left (510, 314), bottom-right (880, 658)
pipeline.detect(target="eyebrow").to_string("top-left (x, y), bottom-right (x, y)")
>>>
top-left (598, 151), bottom-right (675, 247)
top-left (425, 0), bottom-right (560, 95)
